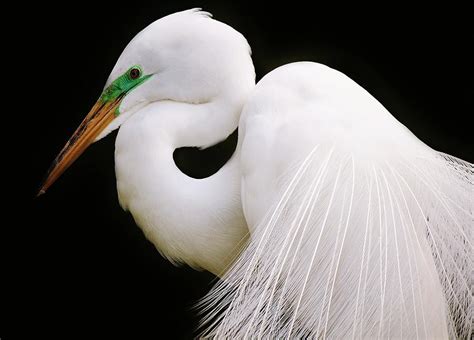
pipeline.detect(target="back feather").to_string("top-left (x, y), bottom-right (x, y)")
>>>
top-left (198, 145), bottom-right (473, 339)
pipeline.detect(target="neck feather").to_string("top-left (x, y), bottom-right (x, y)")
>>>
top-left (114, 99), bottom-right (248, 275)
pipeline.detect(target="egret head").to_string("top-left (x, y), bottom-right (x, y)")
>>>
top-left (38, 9), bottom-right (254, 195)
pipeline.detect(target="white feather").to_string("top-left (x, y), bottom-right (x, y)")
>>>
top-left (198, 63), bottom-right (472, 339)
top-left (69, 10), bottom-right (471, 338)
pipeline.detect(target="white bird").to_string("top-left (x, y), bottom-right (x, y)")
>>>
top-left (39, 9), bottom-right (472, 339)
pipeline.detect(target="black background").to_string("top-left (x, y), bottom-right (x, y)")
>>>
top-left (4, 1), bottom-right (473, 338)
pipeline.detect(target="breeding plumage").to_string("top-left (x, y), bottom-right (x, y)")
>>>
top-left (40, 10), bottom-right (472, 339)
top-left (199, 63), bottom-right (472, 339)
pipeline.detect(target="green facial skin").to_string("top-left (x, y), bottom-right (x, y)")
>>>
top-left (100, 65), bottom-right (152, 117)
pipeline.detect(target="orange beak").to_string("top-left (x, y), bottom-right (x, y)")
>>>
top-left (37, 96), bottom-right (122, 196)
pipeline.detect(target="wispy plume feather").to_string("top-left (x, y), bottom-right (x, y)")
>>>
top-left (198, 144), bottom-right (473, 339)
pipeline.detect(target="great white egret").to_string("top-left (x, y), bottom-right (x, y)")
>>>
top-left (38, 9), bottom-right (472, 339)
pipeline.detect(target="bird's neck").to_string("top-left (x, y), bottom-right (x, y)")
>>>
top-left (114, 98), bottom-right (248, 276)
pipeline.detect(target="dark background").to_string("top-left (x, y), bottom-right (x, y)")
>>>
top-left (4, 1), bottom-right (473, 338)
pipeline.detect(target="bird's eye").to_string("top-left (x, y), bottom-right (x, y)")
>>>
top-left (129, 67), bottom-right (141, 80)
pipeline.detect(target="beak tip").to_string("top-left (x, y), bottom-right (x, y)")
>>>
top-left (36, 189), bottom-right (46, 198)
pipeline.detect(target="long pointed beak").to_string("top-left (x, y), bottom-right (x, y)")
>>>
top-left (37, 96), bottom-right (122, 196)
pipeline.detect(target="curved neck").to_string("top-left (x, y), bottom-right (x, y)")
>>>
top-left (114, 99), bottom-right (248, 275)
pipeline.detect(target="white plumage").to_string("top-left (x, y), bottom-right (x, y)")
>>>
top-left (42, 9), bottom-right (472, 339)
top-left (200, 62), bottom-right (472, 339)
